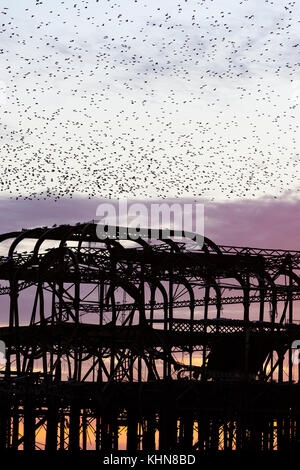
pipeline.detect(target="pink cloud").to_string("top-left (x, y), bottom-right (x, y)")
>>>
top-left (0, 193), bottom-right (299, 250)
top-left (205, 195), bottom-right (300, 249)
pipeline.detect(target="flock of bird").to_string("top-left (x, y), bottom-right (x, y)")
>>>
top-left (0, 0), bottom-right (299, 201)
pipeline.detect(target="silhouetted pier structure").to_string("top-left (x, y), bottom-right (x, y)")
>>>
top-left (0, 223), bottom-right (299, 453)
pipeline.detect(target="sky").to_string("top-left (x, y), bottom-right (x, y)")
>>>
top-left (0, 0), bottom-right (298, 271)
top-left (0, 0), bottom-right (299, 201)
top-left (0, 191), bottom-right (300, 249)
top-left (0, 2), bottom-right (299, 451)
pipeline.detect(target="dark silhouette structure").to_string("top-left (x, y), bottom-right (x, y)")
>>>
top-left (0, 222), bottom-right (300, 454)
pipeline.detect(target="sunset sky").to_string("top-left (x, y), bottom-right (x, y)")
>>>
top-left (0, 1), bottom-right (299, 456)
top-left (0, 1), bottom-right (299, 251)
top-left (0, 192), bottom-right (299, 249)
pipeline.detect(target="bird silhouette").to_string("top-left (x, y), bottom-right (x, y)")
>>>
top-left (0, 0), bottom-right (298, 202)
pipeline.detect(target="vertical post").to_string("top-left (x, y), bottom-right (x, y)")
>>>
top-left (223, 421), bottom-right (227, 450)
top-left (12, 404), bottom-right (19, 450)
top-left (150, 287), bottom-right (155, 328)
top-left (143, 413), bottom-right (156, 451)
top-left (278, 351), bottom-right (284, 383)
top-left (112, 414), bottom-right (119, 450)
top-left (182, 414), bottom-right (194, 449)
top-left (243, 275), bottom-right (250, 323)
top-left (289, 260), bottom-right (293, 382)
top-left (202, 285), bottom-right (210, 381)
top-left (210, 418), bottom-right (219, 451)
top-left (24, 395), bottom-right (35, 452)
top-left (0, 393), bottom-right (9, 450)
top-left (228, 420), bottom-right (234, 451)
top-left (101, 412), bottom-right (112, 451)
top-left (138, 357), bottom-right (142, 382)
top-left (69, 401), bottom-right (80, 453)
top-left (99, 282), bottom-right (104, 326)
top-left (95, 413), bottom-right (101, 451)
top-left (74, 280), bottom-right (80, 324)
top-left (59, 414), bottom-right (65, 451)
top-left (159, 407), bottom-right (177, 450)
top-left (51, 283), bottom-right (56, 323)
top-left (127, 408), bottom-right (138, 451)
top-left (82, 409), bottom-right (87, 451)
top-left (259, 277), bottom-right (265, 322)
top-left (244, 328), bottom-right (250, 378)
top-left (139, 261), bottom-right (146, 325)
top-left (46, 399), bottom-right (58, 453)
top-left (10, 280), bottom-right (21, 373)
top-left (169, 258), bottom-right (173, 331)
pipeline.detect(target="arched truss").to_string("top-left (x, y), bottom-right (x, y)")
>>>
top-left (1, 223), bottom-right (300, 452)
top-left (0, 222), bottom-right (299, 382)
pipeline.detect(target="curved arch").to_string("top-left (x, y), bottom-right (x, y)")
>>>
top-left (145, 277), bottom-right (169, 325)
top-left (8, 228), bottom-right (46, 258)
top-left (171, 277), bottom-right (195, 319)
top-left (39, 245), bottom-right (80, 274)
top-left (203, 236), bottom-right (222, 255)
top-left (103, 275), bottom-right (144, 323)
top-left (58, 224), bottom-right (87, 249)
top-left (272, 268), bottom-right (300, 287)
top-left (163, 239), bottom-right (181, 252)
top-left (0, 231), bottom-right (22, 257)
top-left (200, 275), bottom-right (222, 319)
top-left (32, 225), bottom-right (70, 259)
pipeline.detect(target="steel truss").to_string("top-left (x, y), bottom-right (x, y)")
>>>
top-left (0, 223), bottom-right (299, 453)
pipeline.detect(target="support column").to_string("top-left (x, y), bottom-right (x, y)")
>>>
top-left (69, 401), bottom-right (80, 453)
top-left (159, 407), bottom-right (177, 450)
top-left (45, 399), bottom-right (58, 453)
top-left (127, 408), bottom-right (138, 451)
top-left (0, 393), bottom-right (9, 450)
top-left (142, 413), bottom-right (156, 451)
top-left (24, 395), bottom-right (35, 452)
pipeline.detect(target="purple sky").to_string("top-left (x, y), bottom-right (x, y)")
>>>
top-left (0, 192), bottom-right (299, 250)
top-left (0, 193), bottom-right (299, 329)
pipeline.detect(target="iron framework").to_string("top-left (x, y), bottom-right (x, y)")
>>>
top-left (0, 223), bottom-right (299, 453)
